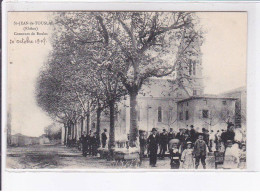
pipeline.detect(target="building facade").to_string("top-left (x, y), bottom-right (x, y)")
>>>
top-left (220, 86), bottom-right (246, 130)
top-left (177, 96), bottom-right (237, 132)
top-left (89, 58), bottom-right (204, 141)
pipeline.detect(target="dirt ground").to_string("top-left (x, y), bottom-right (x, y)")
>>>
top-left (6, 144), bottom-right (217, 170)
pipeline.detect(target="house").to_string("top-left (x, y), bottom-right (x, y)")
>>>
top-left (177, 96), bottom-right (237, 132)
top-left (10, 133), bottom-right (40, 147)
top-left (220, 86), bottom-right (246, 130)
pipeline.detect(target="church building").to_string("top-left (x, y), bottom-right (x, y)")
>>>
top-left (91, 59), bottom-right (204, 141)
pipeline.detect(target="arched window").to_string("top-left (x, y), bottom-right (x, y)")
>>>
top-left (193, 61), bottom-right (196, 75)
top-left (158, 106), bottom-right (162, 122)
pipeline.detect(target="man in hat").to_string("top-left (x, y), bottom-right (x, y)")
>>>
top-left (176, 128), bottom-right (185, 142)
top-left (88, 130), bottom-right (93, 155)
top-left (159, 129), bottom-right (168, 159)
top-left (221, 123), bottom-right (235, 148)
top-left (101, 128), bottom-right (107, 148)
top-left (81, 131), bottom-right (88, 157)
top-left (147, 128), bottom-right (160, 167)
top-left (180, 131), bottom-right (191, 153)
top-left (168, 128), bottom-right (175, 141)
top-left (189, 125), bottom-right (197, 143)
top-left (193, 133), bottom-right (207, 169)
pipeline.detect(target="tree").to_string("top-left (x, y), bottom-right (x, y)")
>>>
top-left (162, 105), bottom-right (178, 130)
top-left (42, 13), bottom-right (129, 147)
top-left (52, 12), bottom-right (203, 146)
top-left (36, 49), bottom-right (86, 144)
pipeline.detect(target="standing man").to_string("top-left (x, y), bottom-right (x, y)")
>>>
top-left (81, 131), bottom-right (88, 157)
top-left (88, 130), bottom-right (93, 155)
top-left (92, 132), bottom-right (100, 156)
top-left (159, 129), bottom-right (168, 159)
top-left (221, 123), bottom-right (235, 148)
top-left (101, 129), bottom-right (108, 148)
top-left (147, 128), bottom-right (160, 167)
top-left (202, 128), bottom-right (210, 151)
top-left (139, 130), bottom-right (147, 164)
top-left (176, 128), bottom-right (185, 142)
top-left (189, 125), bottom-right (197, 143)
top-left (193, 133), bottom-right (207, 169)
top-left (168, 128), bottom-right (175, 141)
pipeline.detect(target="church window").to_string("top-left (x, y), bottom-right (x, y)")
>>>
top-left (193, 62), bottom-right (196, 75)
top-left (193, 90), bottom-right (197, 96)
top-left (185, 111), bottom-right (189, 120)
top-left (158, 106), bottom-right (162, 122)
top-left (202, 110), bottom-right (209, 118)
top-left (179, 112), bottom-right (183, 120)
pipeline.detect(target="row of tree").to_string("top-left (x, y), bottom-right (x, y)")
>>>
top-left (36, 12), bottom-right (203, 148)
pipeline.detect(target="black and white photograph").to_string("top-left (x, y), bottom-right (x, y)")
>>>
top-left (6, 11), bottom-right (247, 170)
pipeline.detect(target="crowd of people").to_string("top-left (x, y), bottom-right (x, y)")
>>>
top-left (69, 122), bottom-right (246, 169)
top-left (77, 130), bottom-right (106, 157)
top-left (142, 123), bottom-right (246, 169)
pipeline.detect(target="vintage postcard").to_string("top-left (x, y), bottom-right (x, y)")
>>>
top-left (6, 11), bottom-right (247, 170)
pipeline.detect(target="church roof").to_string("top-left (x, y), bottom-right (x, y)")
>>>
top-left (177, 95), bottom-right (238, 103)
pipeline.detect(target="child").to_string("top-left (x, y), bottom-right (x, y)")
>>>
top-left (238, 143), bottom-right (246, 169)
top-left (181, 141), bottom-right (194, 169)
top-left (193, 133), bottom-right (207, 169)
top-left (170, 143), bottom-right (181, 169)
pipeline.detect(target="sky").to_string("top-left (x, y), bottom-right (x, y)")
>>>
top-left (7, 12), bottom-right (247, 136)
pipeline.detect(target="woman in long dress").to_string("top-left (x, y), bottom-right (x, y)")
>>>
top-left (223, 140), bottom-right (239, 169)
top-left (181, 141), bottom-right (194, 169)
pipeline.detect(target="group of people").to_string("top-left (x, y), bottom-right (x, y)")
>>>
top-left (74, 123), bottom-right (246, 169)
top-left (143, 123), bottom-right (246, 169)
top-left (79, 129), bottom-right (108, 157)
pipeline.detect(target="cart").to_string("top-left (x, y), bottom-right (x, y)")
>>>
top-left (113, 151), bottom-right (140, 168)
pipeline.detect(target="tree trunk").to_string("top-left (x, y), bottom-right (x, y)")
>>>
top-left (86, 113), bottom-right (90, 133)
top-left (81, 116), bottom-right (84, 135)
top-left (129, 91), bottom-right (139, 147)
top-left (68, 121), bottom-right (71, 136)
top-left (108, 100), bottom-right (115, 148)
top-left (64, 124), bottom-right (67, 145)
top-left (71, 121), bottom-right (74, 141)
top-left (96, 107), bottom-right (102, 136)
top-left (74, 121), bottom-right (78, 140)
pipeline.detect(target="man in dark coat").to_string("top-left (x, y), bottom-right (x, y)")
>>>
top-left (159, 129), bottom-right (168, 159)
top-left (202, 128), bottom-right (210, 150)
top-left (88, 130), bottom-right (93, 155)
top-left (81, 131), bottom-right (88, 157)
top-left (147, 128), bottom-right (160, 167)
top-left (180, 131), bottom-right (191, 153)
top-left (168, 128), bottom-right (175, 141)
top-left (92, 132), bottom-right (100, 156)
top-left (101, 129), bottom-right (108, 148)
top-left (189, 125), bottom-right (197, 143)
top-left (221, 123), bottom-right (235, 147)
top-left (176, 128), bottom-right (185, 142)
